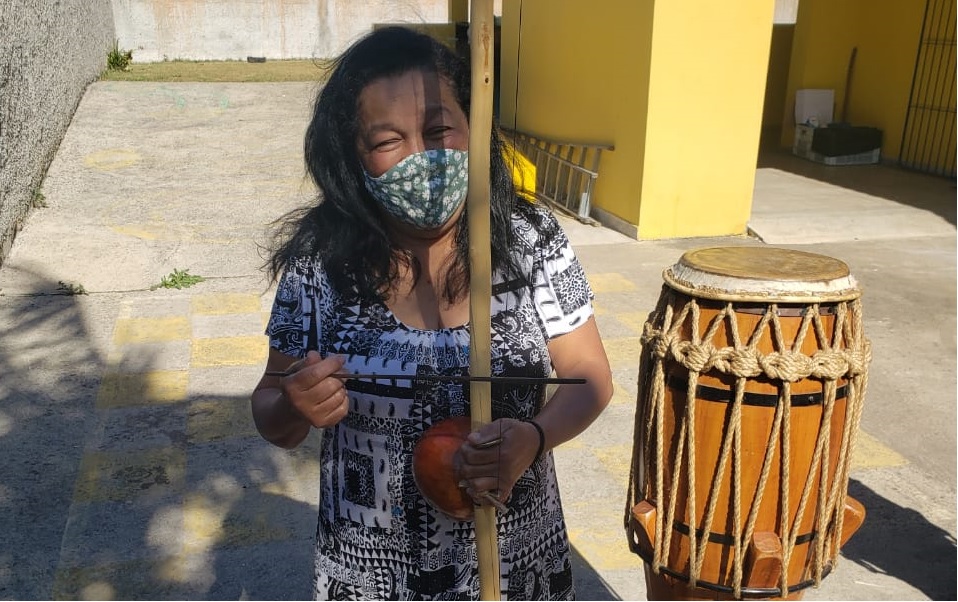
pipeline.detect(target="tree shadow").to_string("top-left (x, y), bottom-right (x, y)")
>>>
top-left (197, 432), bottom-right (322, 601)
top-left (41, 347), bottom-right (323, 598)
top-left (571, 545), bottom-right (621, 600)
top-left (756, 147), bottom-right (957, 226)
top-left (0, 264), bottom-right (323, 600)
top-left (841, 478), bottom-right (957, 601)
top-left (0, 269), bottom-right (108, 599)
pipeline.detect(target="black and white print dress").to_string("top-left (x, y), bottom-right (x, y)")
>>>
top-left (266, 207), bottom-right (594, 601)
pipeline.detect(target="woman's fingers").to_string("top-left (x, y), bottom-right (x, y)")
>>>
top-left (459, 480), bottom-right (510, 510)
top-left (284, 353), bottom-right (344, 391)
top-left (281, 354), bottom-right (349, 428)
top-left (454, 418), bottom-right (538, 510)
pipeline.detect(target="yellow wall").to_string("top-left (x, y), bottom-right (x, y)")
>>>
top-left (449, 0), bottom-right (468, 23)
top-left (639, 0), bottom-right (774, 239)
top-left (762, 25), bottom-right (795, 140)
top-left (781, 0), bottom-right (926, 159)
top-left (499, 0), bottom-right (774, 239)
top-left (500, 1), bottom-right (650, 228)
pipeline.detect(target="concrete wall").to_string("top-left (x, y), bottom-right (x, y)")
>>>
top-left (112, 0), bottom-right (451, 62)
top-left (0, 0), bottom-right (116, 264)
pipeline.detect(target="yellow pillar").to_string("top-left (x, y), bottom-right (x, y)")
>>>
top-left (498, 0), bottom-right (774, 239)
top-left (638, 0), bottom-right (775, 238)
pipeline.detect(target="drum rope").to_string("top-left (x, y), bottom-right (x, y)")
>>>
top-left (688, 303), bottom-right (743, 589)
top-left (659, 300), bottom-right (692, 573)
top-left (815, 304), bottom-right (847, 586)
top-left (626, 290), bottom-right (672, 544)
top-left (651, 297), bottom-right (677, 571)
top-left (630, 288), bottom-right (870, 597)
top-left (739, 308), bottom-right (785, 595)
top-left (684, 300), bottom-right (703, 584)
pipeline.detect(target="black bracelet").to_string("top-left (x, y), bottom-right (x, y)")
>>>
top-left (527, 419), bottom-right (545, 462)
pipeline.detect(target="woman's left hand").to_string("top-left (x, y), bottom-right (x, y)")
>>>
top-left (454, 418), bottom-right (540, 508)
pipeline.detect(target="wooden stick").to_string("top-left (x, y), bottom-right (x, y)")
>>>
top-left (467, 1), bottom-right (500, 599)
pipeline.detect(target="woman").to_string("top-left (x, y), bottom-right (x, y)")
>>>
top-left (251, 26), bottom-right (613, 600)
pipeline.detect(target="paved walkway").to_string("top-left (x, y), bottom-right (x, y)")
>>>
top-left (0, 82), bottom-right (954, 600)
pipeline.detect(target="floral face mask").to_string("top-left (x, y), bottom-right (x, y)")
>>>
top-left (363, 149), bottom-right (469, 229)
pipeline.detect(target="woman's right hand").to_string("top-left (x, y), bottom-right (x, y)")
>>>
top-left (280, 350), bottom-right (349, 429)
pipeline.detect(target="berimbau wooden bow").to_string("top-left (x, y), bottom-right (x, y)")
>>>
top-left (466, 0), bottom-right (500, 599)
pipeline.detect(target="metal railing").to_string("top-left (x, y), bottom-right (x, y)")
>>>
top-left (501, 128), bottom-right (614, 224)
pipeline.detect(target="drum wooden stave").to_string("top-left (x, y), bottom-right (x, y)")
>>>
top-left (626, 247), bottom-right (870, 600)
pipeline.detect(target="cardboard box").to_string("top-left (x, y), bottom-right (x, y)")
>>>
top-left (795, 89), bottom-right (834, 126)
top-left (793, 124), bottom-right (816, 155)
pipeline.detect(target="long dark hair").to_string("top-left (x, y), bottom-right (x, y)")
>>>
top-left (268, 26), bottom-right (530, 303)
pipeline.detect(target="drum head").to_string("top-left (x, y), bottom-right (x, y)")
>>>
top-left (664, 246), bottom-right (861, 302)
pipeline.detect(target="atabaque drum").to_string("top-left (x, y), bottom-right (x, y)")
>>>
top-left (625, 247), bottom-right (871, 600)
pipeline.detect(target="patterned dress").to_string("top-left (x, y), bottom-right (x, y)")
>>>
top-left (266, 206), bottom-right (594, 600)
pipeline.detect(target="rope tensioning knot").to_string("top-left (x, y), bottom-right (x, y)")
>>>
top-left (643, 327), bottom-right (864, 383)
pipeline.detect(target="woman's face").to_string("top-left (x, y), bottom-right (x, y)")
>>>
top-left (355, 69), bottom-right (469, 178)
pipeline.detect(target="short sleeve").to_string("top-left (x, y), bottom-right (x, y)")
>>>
top-left (265, 258), bottom-right (320, 358)
top-left (528, 211), bottom-right (595, 340)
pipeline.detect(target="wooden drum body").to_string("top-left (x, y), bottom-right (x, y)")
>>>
top-left (625, 247), bottom-right (871, 600)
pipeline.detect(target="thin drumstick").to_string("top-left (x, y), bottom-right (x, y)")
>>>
top-left (264, 372), bottom-right (585, 385)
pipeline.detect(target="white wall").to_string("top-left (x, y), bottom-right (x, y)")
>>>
top-left (112, 0), bottom-right (450, 62)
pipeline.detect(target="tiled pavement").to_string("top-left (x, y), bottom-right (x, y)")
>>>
top-left (48, 289), bottom-right (322, 599)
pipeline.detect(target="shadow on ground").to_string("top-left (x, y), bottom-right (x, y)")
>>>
top-left (842, 478), bottom-right (957, 601)
top-left (0, 266), bottom-right (322, 600)
top-left (571, 545), bottom-right (621, 600)
top-left (0, 270), bottom-right (107, 599)
top-left (757, 148), bottom-right (957, 226)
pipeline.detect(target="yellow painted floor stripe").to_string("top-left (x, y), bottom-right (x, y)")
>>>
top-left (610, 381), bottom-right (635, 406)
top-left (566, 501), bottom-right (644, 570)
top-left (616, 311), bottom-right (649, 337)
top-left (96, 370), bottom-right (189, 408)
top-left (187, 397), bottom-right (259, 443)
top-left (588, 272), bottom-right (638, 293)
top-left (601, 337), bottom-right (643, 367)
top-left (592, 443), bottom-right (634, 495)
top-left (113, 316), bottom-right (190, 345)
top-left (192, 293), bottom-right (262, 315)
top-left (191, 335), bottom-right (267, 367)
top-left (852, 429), bottom-right (909, 469)
top-left (73, 448), bottom-right (186, 503)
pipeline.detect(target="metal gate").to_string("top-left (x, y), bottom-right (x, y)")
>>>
top-left (899, 0), bottom-right (957, 178)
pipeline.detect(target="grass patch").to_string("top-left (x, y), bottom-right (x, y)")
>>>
top-left (107, 39), bottom-right (134, 72)
top-left (151, 268), bottom-right (205, 290)
top-left (57, 281), bottom-right (88, 295)
top-left (100, 59), bottom-right (332, 83)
